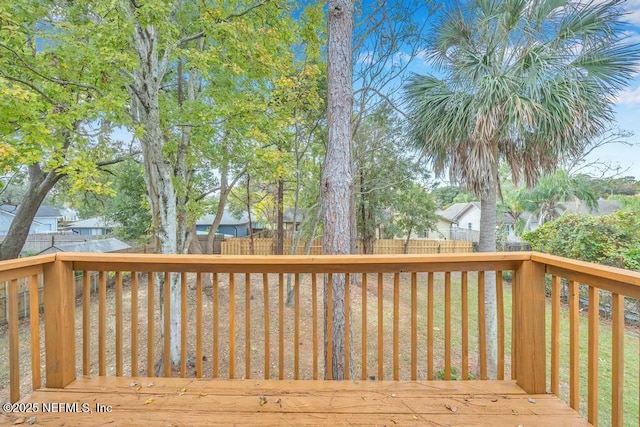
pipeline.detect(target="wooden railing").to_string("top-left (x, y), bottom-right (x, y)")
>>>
top-left (1, 252), bottom-right (639, 426)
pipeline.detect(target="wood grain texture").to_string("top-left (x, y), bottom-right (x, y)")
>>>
top-left (29, 274), bottom-right (41, 390)
top-left (115, 272), bottom-right (123, 377)
top-left (147, 273), bottom-right (155, 377)
top-left (8, 279), bottom-right (19, 403)
top-left (82, 272), bottom-right (90, 377)
top-left (569, 280), bottom-right (579, 410)
top-left (17, 377), bottom-right (588, 426)
top-left (551, 275), bottom-right (560, 395)
top-left (43, 260), bottom-right (76, 388)
top-left (612, 293), bottom-right (624, 427)
top-left (587, 286), bottom-right (599, 425)
top-left (99, 271), bottom-right (107, 377)
top-left (514, 261), bottom-right (546, 394)
top-left (461, 271), bottom-right (469, 381)
top-left (131, 272), bottom-right (139, 377)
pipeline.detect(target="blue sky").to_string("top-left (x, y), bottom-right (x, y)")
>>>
top-left (610, 0), bottom-right (640, 178)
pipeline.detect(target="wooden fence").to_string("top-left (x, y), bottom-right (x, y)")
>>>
top-left (221, 238), bottom-right (472, 255)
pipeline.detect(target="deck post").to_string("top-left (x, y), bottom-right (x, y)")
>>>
top-left (514, 259), bottom-right (546, 394)
top-left (43, 258), bottom-right (76, 388)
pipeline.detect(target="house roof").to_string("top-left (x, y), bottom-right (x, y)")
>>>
top-left (436, 202), bottom-right (480, 223)
top-left (563, 198), bottom-right (621, 216)
top-left (0, 204), bottom-right (62, 218)
top-left (36, 237), bottom-right (131, 255)
top-left (196, 209), bottom-right (249, 227)
top-left (68, 217), bottom-right (116, 229)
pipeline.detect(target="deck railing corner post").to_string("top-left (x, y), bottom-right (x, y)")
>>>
top-left (43, 258), bottom-right (76, 388)
top-left (514, 259), bottom-right (546, 394)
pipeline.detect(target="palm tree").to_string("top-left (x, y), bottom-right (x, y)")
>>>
top-left (404, 0), bottom-right (639, 378)
top-left (521, 170), bottom-right (598, 225)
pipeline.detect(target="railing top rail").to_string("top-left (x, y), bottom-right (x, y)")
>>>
top-left (57, 251), bottom-right (529, 273)
top-left (0, 253), bottom-right (56, 273)
top-left (532, 252), bottom-right (640, 288)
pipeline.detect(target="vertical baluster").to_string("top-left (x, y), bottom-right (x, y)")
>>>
top-left (163, 272), bottom-right (171, 377)
top-left (569, 280), bottom-right (579, 410)
top-left (263, 273), bottom-right (270, 380)
top-left (427, 272), bottom-right (434, 380)
top-left (147, 273), bottom-right (155, 377)
top-left (461, 271), bottom-right (469, 381)
top-left (345, 273), bottom-right (350, 380)
top-left (393, 272), bottom-right (399, 381)
top-left (229, 273), bottom-right (236, 379)
top-left (362, 273), bottom-right (368, 380)
top-left (82, 271), bottom-right (91, 376)
top-left (444, 272), bottom-right (451, 380)
top-left (411, 272), bottom-right (417, 381)
top-left (131, 272), bottom-right (139, 377)
top-left (212, 273), bottom-right (219, 378)
top-left (99, 271), bottom-right (107, 376)
top-left (377, 273), bottom-right (383, 380)
top-left (588, 286), bottom-right (599, 425)
top-left (327, 273), bottom-right (333, 379)
top-left (511, 272), bottom-right (517, 380)
top-left (278, 273), bottom-right (284, 379)
top-left (612, 293), bottom-right (624, 426)
top-left (29, 275), bottom-right (41, 389)
top-left (312, 274), bottom-right (318, 380)
top-left (115, 271), bottom-right (123, 376)
top-left (245, 273), bottom-right (251, 379)
top-left (180, 272), bottom-right (187, 377)
top-left (496, 271), bottom-right (504, 380)
top-left (8, 279), bottom-right (19, 403)
top-left (294, 273), bottom-right (300, 380)
top-left (478, 271), bottom-right (486, 380)
top-left (196, 273), bottom-right (203, 378)
top-left (551, 276), bottom-right (560, 395)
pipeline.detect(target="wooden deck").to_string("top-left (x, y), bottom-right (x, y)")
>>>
top-left (3, 377), bottom-right (589, 426)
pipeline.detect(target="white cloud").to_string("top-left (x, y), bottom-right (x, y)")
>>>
top-left (625, 0), bottom-right (640, 26)
top-left (615, 86), bottom-right (640, 105)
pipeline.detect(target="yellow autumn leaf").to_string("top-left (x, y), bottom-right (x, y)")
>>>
top-left (144, 398), bottom-right (154, 405)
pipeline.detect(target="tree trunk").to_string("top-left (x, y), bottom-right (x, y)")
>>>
top-left (404, 226), bottom-right (412, 254)
top-left (323, 0), bottom-right (354, 380)
top-left (478, 168), bottom-right (498, 380)
top-left (130, 21), bottom-right (183, 366)
top-left (276, 177), bottom-right (284, 255)
top-left (0, 165), bottom-right (61, 260)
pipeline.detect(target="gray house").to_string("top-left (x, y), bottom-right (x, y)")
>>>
top-left (67, 217), bottom-right (115, 236)
top-left (0, 204), bottom-right (62, 235)
top-left (196, 209), bottom-right (251, 237)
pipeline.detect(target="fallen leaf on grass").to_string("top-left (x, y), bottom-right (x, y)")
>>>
top-left (144, 398), bottom-right (154, 405)
top-left (444, 403), bottom-right (458, 413)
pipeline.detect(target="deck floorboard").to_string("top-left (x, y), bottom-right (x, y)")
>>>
top-left (3, 378), bottom-right (589, 426)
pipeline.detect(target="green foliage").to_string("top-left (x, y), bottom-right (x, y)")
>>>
top-left (390, 182), bottom-right (438, 239)
top-left (103, 159), bottom-right (152, 242)
top-left (523, 212), bottom-right (640, 271)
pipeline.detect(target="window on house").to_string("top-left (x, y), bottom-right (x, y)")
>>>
top-left (468, 222), bottom-right (472, 230)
